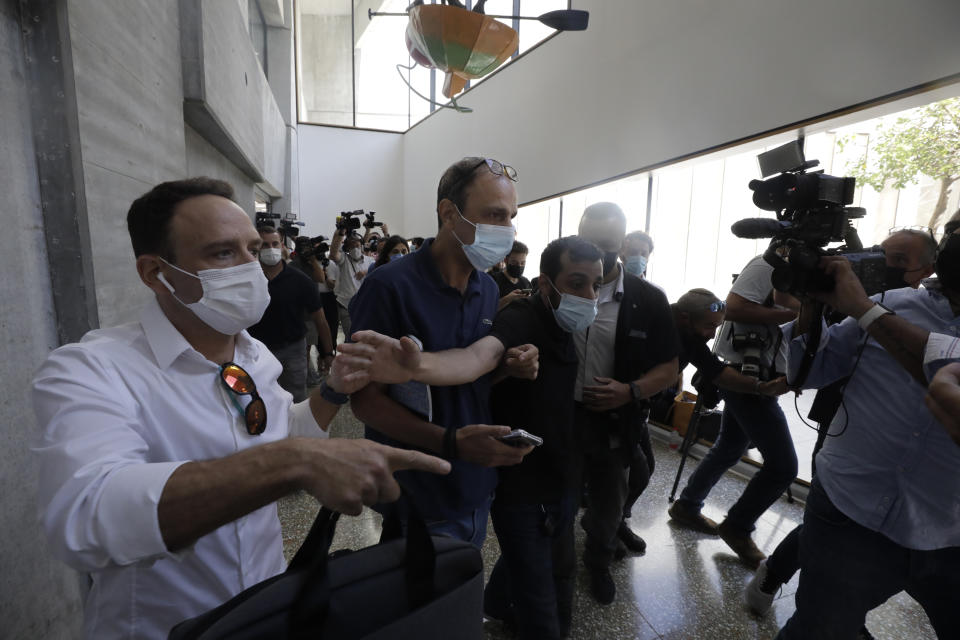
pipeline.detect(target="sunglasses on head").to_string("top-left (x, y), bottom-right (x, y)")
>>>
top-left (442, 158), bottom-right (519, 203)
top-left (219, 362), bottom-right (267, 436)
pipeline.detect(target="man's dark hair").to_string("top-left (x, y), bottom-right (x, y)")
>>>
top-left (257, 224), bottom-right (280, 236)
top-left (509, 240), bottom-right (529, 256)
top-left (672, 288), bottom-right (722, 318)
top-left (625, 230), bottom-right (654, 254)
top-left (436, 156), bottom-right (486, 227)
top-left (540, 235), bottom-right (603, 282)
top-left (127, 177), bottom-right (234, 259)
top-left (410, 236), bottom-right (425, 248)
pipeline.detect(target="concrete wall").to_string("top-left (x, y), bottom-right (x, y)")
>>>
top-left (297, 124), bottom-right (404, 235)
top-left (400, 0), bottom-right (960, 233)
top-left (68, 0), bottom-right (187, 328)
top-left (0, 5), bottom-right (82, 638)
top-left (2, 1), bottom-right (299, 635)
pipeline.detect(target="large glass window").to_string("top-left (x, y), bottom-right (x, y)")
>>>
top-left (297, 0), bottom-right (568, 131)
top-left (514, 92), bottom-right (960, 483)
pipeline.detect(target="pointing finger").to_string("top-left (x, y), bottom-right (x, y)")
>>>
top-left (386, 448), bottom-right (452, 475)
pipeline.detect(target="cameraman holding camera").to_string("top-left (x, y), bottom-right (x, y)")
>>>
top-left (774, 230), bottom-right (960, 639)
top-left (668, 254), bottom-right (798, 569)
top-left (330, 215), bottom-right (375, 341)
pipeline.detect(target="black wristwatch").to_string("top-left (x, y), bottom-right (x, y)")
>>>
top-left (628, 381), bottom-right (643, 406)
top-left (318, 380), bottom-right (349, 405)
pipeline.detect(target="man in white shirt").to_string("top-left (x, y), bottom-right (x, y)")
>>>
top-left (32, 177), bottom-right (449, 639)
top-left (329, 227), bottom-right (376, 340)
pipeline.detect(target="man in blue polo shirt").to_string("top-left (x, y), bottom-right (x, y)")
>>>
top-left (348, 157), bottom-right (534, 546)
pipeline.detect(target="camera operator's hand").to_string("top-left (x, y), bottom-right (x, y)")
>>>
top-left (456, 425), bottom-right (533, 467)
top-left (349, 330), bottom-right (421, 384)
top-left (501, 344), bottom-right (539, 380)
top-left (925, 363), bottom-right (960, 447)
top-left (812, 256), bottom-right (875, 319)
top-left (582, 377), bottom-right (632, 412)
top-left (381, 223), bottom-right (389, 235)
top-left (757, 376), bottom-right (790, 397)
top-left (355, 269), bottom-right (367, 281)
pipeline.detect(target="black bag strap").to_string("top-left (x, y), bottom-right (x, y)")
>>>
top-left (287, 490), bottom-right (437, 637)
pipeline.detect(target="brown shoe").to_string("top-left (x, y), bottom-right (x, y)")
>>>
top-left (717, 520), bottom-right (766, 569)
top-left (668, 501), bottom-right (719, 535)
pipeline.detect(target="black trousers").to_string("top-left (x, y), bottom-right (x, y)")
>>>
top-left (577, 404), bottom-right (653, 569)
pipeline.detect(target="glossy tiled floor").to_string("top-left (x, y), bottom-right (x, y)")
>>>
top-left (278, 403), bottom-right (936, 640)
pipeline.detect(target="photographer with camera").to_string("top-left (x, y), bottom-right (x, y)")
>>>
top-left (248, 226), bottom-right (334, 402)
top-left (773, 230), bottom-right (960, 639)
top-left (670, 288), bottom-right (789, 397)
top-left (330, 212), bottom-right (376, 340)
top-left (668, 254), bottom-right (799, 569)
top-left (745, 225), bottom-right (938, 618)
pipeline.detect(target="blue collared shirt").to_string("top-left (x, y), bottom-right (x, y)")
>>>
top-left (783, 286), bottom-right (960, 550)
top-left (347, 238), bottom-right (500, 519)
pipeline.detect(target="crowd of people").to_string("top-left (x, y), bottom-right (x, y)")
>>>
top-left (30, 158), bottom-right (960, 639)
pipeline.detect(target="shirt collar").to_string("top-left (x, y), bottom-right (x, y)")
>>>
top-left (414, 237), bottom-right (482, 294)
top-left (140, 297), bottom-right (261, 370)
top-left (141, 297), bottom-right (195, 370)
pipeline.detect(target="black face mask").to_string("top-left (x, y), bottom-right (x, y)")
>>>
top-left (506, 263), bottom-right (525, 279)
top-left (602, 251), bottom-right (619, 275)
top-left (883, 265), bottom-right (908, 291)
top-left (936, 233), bottom-right (960, 290)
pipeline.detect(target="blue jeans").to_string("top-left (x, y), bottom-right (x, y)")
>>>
top-left (483, 495), bottom-right (577, 640)
top-left (777, 479), bottom-right (960, 639)
top-left (378, 493), bottom-right (492, 549)
top-left (677, 388), bottom-right (797, 532)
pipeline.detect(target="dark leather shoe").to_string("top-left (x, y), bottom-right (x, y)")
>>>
top-left (717, 520), bottom-right (766, 570)
top-left (588, 567), bottom-right (615, 605)
top-left (668, 501), bottom-right (720, 535)
top-left (617, 521), bottom-right (647, 554)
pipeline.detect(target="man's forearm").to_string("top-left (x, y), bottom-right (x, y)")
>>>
top-left (633, 358), bottom-right (679, 399)
top-left (415, 336), bottom-right (504, 386)
top-left (714, 366), bottom-right (760, 394)
top-left (862, 310), bottom-right (929, 385)
top-left (350, 383), bottom-right (445, 453)
top-left (329, 234), bottom-right (344, 261)
top-left (157, 439), bottom-right (304, 551)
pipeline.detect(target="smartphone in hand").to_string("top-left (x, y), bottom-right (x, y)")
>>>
top-left (499, 429), bottom-right (543, 447)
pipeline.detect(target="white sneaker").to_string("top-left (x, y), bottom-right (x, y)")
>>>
top-left (745, 559), bottom-right (777, 615)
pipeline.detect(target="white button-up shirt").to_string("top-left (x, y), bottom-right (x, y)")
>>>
top-left (574, 264), bottom-right (624, 401)
top-left (32, 298), bottom-right (324, 639)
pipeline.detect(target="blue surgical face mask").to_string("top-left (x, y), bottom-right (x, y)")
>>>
top-left (547, 278), bottom-right (598, 333)
top-left (389, 252), bottom-right (405, 261)
top-left (451, 205), bottom-right (516, 272)
top-left (624, 255), bottom-right (647, 277)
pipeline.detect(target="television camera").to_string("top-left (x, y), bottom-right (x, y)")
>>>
top-left (730, 140), bottom-right (891, 297)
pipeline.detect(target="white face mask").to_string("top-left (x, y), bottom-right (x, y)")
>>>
top-left (452, 205), bottom-right (516, 272)
top-left (349, 247), bottom-right (363, 261)
top-left (157, 258), bottom-right (270, 336)
top-left (259, 248), bottom-right (282, 266)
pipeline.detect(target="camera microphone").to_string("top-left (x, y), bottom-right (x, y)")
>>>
top-left (731, 218), bottom-right (791, 239)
